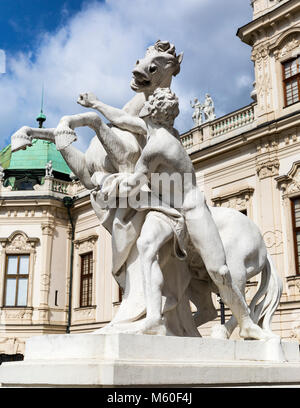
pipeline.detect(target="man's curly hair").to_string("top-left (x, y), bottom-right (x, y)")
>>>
top-left (141, 88), bottom-right (179, 127)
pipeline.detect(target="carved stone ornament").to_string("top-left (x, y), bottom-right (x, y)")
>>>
top-left (73, 306), bottom-right (96, 322)
top-left (272, 31), bottom-right (300, 60)
top-left (286, 275), bottom-right (300, 298)
top-left (263, 229), bottom-right (283, 249)
top-left (212, 187), bottom-right (254, 212)
top-left (0, 336), bottom-right (25, 354)
top-left (0, 308), bottom-right (33, 322)
top-left (251, 44), bottom-right (270, 63)
top-left (41, 222), bottom-right (55, 236)
top-left (0, 230), bottom-right (39, 251)
top-left (275, 160), bottom-right (300, 196)
top-left (256, 158), bottom-right (280, 179)
top-left (74, 234), bottom-right (98, 253)
top-left (255, 138), bottom-right (280, 180)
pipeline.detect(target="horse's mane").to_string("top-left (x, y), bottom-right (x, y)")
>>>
top-left (145, 40), bottom-right (182, 76)
top-left (146, 40), bottom-right (176, 57)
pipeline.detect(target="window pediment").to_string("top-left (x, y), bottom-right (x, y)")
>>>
top-left (0, 231), bottom-right (39, 251)
top-left (271, 29), bottom-right (300, 61)
top-left (276, 160), bottom-right (300, 196)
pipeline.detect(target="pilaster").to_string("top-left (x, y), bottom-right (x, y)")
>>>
top-left (38, 221), bottom-right (55, 323)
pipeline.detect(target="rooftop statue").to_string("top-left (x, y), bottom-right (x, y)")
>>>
top-left (11, 41), bottom-right (282, 340)
top-left (190, 98), bottom-right (203, 127)
top-left (45, 160), bottom-right (53, 178)
top-left (190, 94), bottom-right (216, 127)
top-left (203, 93), bottom-right (216, 122)
top-left (0, 165), bottom-right (4, 181)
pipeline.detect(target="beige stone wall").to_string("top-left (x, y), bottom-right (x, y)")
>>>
top-left (0, 194), bottom-right (70, 354)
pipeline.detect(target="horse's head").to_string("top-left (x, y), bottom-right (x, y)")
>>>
top-left (131, 40), bottom-right (183, 95)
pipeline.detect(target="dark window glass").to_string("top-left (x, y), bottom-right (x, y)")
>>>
top-left (292, 198), bottom-right (300, 275)
top-left (283, 57), bottom-right (300, 106)
top-left (80, 252), bottom-right (93, 307)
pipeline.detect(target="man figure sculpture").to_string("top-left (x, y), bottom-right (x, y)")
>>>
top-left (91, 87), bottom-right (268, 339)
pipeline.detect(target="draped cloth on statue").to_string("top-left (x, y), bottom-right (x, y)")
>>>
top-left (90, 172), bottom-right (200, 336)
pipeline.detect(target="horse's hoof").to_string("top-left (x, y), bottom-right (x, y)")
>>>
top-left (211, 324), bottom-right (230, 339)
top-left (239, 323), bottom-right (271, 340)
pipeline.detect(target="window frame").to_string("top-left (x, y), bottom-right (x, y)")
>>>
top-left (79, 251), bottom-right (94, 308)
top-left (282, 56), bottom-right (300, 107)
top-left (291, 197), bottom-right (300, 276)
top-left (3, 254), bottom-right (30, 307)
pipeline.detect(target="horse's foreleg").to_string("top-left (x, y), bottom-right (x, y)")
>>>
top-left (11, 126), bottom-right (56, 152)
top-left (57, 112), bottom-right (138, 172)
top-left (54, 112), bottom-right (116, 188)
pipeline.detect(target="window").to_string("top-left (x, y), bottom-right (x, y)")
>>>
top-left (4, 255), bottom-right (29, 306)
top-left (79, 252), bottom-right (93, 307)
top-left (292, 198), bottom-right (300, 275)
top-left (282, 56), bottom-right (300, 106)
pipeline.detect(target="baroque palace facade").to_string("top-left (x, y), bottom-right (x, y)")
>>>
top-left (0, 0), bottom-right (300, 358)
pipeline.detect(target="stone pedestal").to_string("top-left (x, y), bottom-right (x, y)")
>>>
top-left (0, 333), bottom-right (300, 387)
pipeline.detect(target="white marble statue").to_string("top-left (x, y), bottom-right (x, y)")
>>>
top-left (190, 98), bottom-right (203, 126)
top-left (45, 160), bottom-right (53, 178)
top-left (10, 41), bottom-right (282, 340)
top-left (203, 93), bottom-right (216, 122)
top-left (190, 94), bottom-right (216, 125)
top-left (0, 165), bottom-right (4, 181)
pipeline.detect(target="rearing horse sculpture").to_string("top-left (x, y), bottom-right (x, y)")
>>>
top-left (10, 40), bottom-right (282, 340)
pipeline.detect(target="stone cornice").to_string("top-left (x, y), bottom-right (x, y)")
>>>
top-left (237, 0), bottom-right (300, 46)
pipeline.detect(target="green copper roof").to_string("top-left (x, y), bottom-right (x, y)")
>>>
top-left (0, 144), bottom-right (12, 169)
top-left (0, 139), bottom-right (71, 175)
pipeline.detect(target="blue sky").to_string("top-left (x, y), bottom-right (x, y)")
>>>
top-left (0, 0), bottom-right (254, 152)
top-left (0, 1), bottom-right (87, 53)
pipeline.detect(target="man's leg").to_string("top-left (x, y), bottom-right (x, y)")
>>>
top-left (136, 213), bottom-right (173, 333)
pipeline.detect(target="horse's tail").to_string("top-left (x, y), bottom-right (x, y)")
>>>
top-left (249, 252), bottom-right (283, 334)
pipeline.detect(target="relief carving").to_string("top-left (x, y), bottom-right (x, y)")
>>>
top-left (251, 44), bottom-right (270, 63)
top-left (0, 308), bottom-right (33, 322)
top-left (256, 138), bottom-right (279, 179)
top-left (73, 307), bottom-right (96, 322)
top-left (40, 273), bottom-right (51, 289)
top-left (41, 222), bottom-right (55, 236)
top-left (256, 158), bottom-right (280, 179)
top-left (0, 231), bottom-right (39, 251)
top-left (0, 337), bottom-right (25, 354)
top-left (74, 234), bottom-right (98, 254)
top-left (212, 187), bottom-right (254, 212)
top-left (289, 313), bottom-right (300, 342)
top-left (286, 276), bottom-right (300, 298)
top-left (273, 32), bottom-right (300, 60)
top-left (276, 160), bottom-right (300, 196)
top-left (263, 230), bottom-right (283, 249)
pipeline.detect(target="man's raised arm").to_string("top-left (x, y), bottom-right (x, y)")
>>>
top-left (77, 92), bottom-right (147, 136)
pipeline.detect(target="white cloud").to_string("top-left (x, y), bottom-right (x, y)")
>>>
top-left (0, 0), bottom-right (254, 152)
top-left (236, 74), bottom-right (253, 89)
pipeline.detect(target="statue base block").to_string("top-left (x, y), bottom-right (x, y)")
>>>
top-left (1, 333), bottom-right (300, 387)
